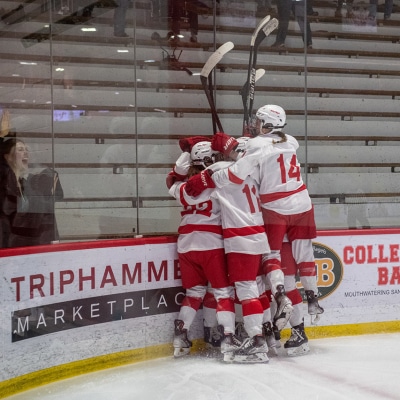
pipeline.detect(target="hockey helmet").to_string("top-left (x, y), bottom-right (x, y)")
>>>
top-left (190, 141), bottom-right (221, 169)
top-left (255, 104), bottom-right (287, 134)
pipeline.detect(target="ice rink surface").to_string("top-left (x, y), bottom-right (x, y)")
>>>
top-left (6, 332), bottom-right (400, 400)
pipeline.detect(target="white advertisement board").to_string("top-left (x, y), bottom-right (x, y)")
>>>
top-left (0, 230), bottom-right (399, 388)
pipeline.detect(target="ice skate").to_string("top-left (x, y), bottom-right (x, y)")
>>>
top-left (221, 333), bottom-right (242, 362)
top-left (173, 319), bottom-right (192, 358)
top-left (273, 285), bottom-right (294, 330)
top-left (305, 290), bottom-right (324, 322)
top-left (263, 322), bottom-right (278, 356)
top-left (233, 335), bottom-right (269, 364)
top-left (234, 321), bottom-right (249, 342)
top-left (204, 325), bottom-right (224, 348)
top-left (284, 322), bottom-right (310, 357)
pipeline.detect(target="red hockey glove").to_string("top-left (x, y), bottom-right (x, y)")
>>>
top-left (185, 169), bottom-right (215, 197)
top-left (166, 171), bottom-right (177, 189)
top-left (166, 169), bottom-right (188, 189)
top-left (179, 136), bottom-right (211, 152)
top-left (211, 132), bottom-right (239, 157)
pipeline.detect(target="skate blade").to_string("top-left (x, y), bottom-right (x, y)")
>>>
top-left (222, 351), bottom-right (235, 363)
top-left (311, 314), bottom-right (322, 325)
top-left (286, 343), bottom-right (310, 357)
top-left (174, 347), bottom-right (190, 358)
top-left (268, 347), bottom-right (278, 357)
top-left (274, 304), bottom-right (294, 330)
top-left (233, 352), bottom-right (269, 364)
top-left (309, 306), bottom-right (324, 316)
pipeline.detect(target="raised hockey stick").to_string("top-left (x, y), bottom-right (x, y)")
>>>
top-left (207, 71), bottom-right (218, 134)
top-left (239, 68), bottom-right (266, 110)
top-left (241, 15), bottom-right (270, 118)
top-left (242, 17), bottom-right (279, 134)
top-left (200, 41), bottom-right (234, 133)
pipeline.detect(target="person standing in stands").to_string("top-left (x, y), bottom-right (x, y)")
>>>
top-left (0, 137), bottom-right (63, 247)
top-left (271, 0), bottom-right (313, 49)
top-left (114, 0), bottom-right (129, 37)
top-left (168, 0), bottom-right (199, 43)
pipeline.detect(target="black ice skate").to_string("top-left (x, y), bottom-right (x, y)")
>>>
top-left (284, 322), bottom-right (310, 357)
top-left (305, 290), bottom-right (324, 323)
top-left (263, 322), bottom-right (278, 356)
top-left (233, 335), bottom-right (269, 364)
top-left (273, 285), bottom-right (294, 330)
top-left (221, 333), bottom-right (243, 362)
top-left (173, 319), bottom-right (192, 358)
top-left (204, 325), bottom-right (224, 348)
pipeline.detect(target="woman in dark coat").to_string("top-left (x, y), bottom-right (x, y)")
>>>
top-left (0, 138), bottom-right (63, 248)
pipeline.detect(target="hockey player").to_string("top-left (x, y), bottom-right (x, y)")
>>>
top-left (211, 137), bottom-right (272, 363)
top-left (185, 104), bottom-right (323, 333)
top-left (167, 140), bottom-right (237, 358)
top-left (184, 138), bottom-right (272, 363)
top-left (266, 239), bottom-right (324, 356)
top-left (203, 285), bottom-right (224, 349)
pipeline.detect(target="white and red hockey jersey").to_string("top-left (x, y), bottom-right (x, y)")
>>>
top-left (169, 182), bottom-right (224, 254)
top-left (211, 133), bottom-right (312, 215)
top-left (195, 161), bottom-right (269, 255)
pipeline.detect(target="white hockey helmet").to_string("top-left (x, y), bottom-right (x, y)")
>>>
top-left (255, 104), bottom-right (287, 134)
top-left (190, 141), bottom-right (221, 169)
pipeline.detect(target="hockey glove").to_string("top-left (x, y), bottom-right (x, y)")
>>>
top-left (166, 171), bottom-right (177, 189)
top-left (185, 169), bottom-right (215, 197)
top-left (166, 152), bottom-right (192, 189)
top-left (173, 152), bottom-right (191, 177)
top-left (211, 132), bottom-right (239, 157)
top-left (179, 136), bottom-right (211, 152)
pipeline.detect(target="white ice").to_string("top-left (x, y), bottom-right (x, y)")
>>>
top-left (6, 333), bottom-right (400, 400)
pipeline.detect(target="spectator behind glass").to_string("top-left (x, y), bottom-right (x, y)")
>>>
top-left (168, 0), bottom-right (199, 43)
top-left (114, 0), bottom-right (129, 37)
top-left (271, 0), bottom-right (313, 49)
top-left (0, 138), bottom-right (64, 248)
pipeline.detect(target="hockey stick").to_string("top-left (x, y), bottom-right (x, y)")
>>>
top-left (242, 17), bottom-right (279, 134)
top-left (200, 41), bottom-right (234, 133)
top-left (239, 68), bottom-right (266, 110)
top-left (241, 14), bottom-right (270, 119)
top-left (207, 71), bottom-right (217, 134)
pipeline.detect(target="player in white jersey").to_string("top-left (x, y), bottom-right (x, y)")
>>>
top-left (210, 138), bottom-right (273, 363)
top-left (167, 140), bottom-right (236, 358)
top-left (181, 138), bottom-right (272, 363)
top-left (185, 105), bottom-right (324, 346)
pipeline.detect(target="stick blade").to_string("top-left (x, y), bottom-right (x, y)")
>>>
top-left (255, 68), bottom-right (266, 82)
top-left (250, 14), bottom-right (271, 46)
top-left (254, 18), bottom-right (279, 48)
top-left (262, 18), bottom-right (279, 36)
top-left (200, 41), bottom-right (234, 77)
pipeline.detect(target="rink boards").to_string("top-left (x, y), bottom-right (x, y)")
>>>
top-left (0, 230), bottom-right (399, 397)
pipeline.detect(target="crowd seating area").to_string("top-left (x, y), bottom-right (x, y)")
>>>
top-left (1, 0), bottom-right (400, 239)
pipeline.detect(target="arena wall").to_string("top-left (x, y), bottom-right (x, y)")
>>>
top-left (0, 229), bottom-right (399, 398)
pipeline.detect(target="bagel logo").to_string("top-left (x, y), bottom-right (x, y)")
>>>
top-left (297, 241), bottom-right (343, 300)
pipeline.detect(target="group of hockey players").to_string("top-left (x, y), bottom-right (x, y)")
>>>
top-left (166, 104), bottom-right (324, 363)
